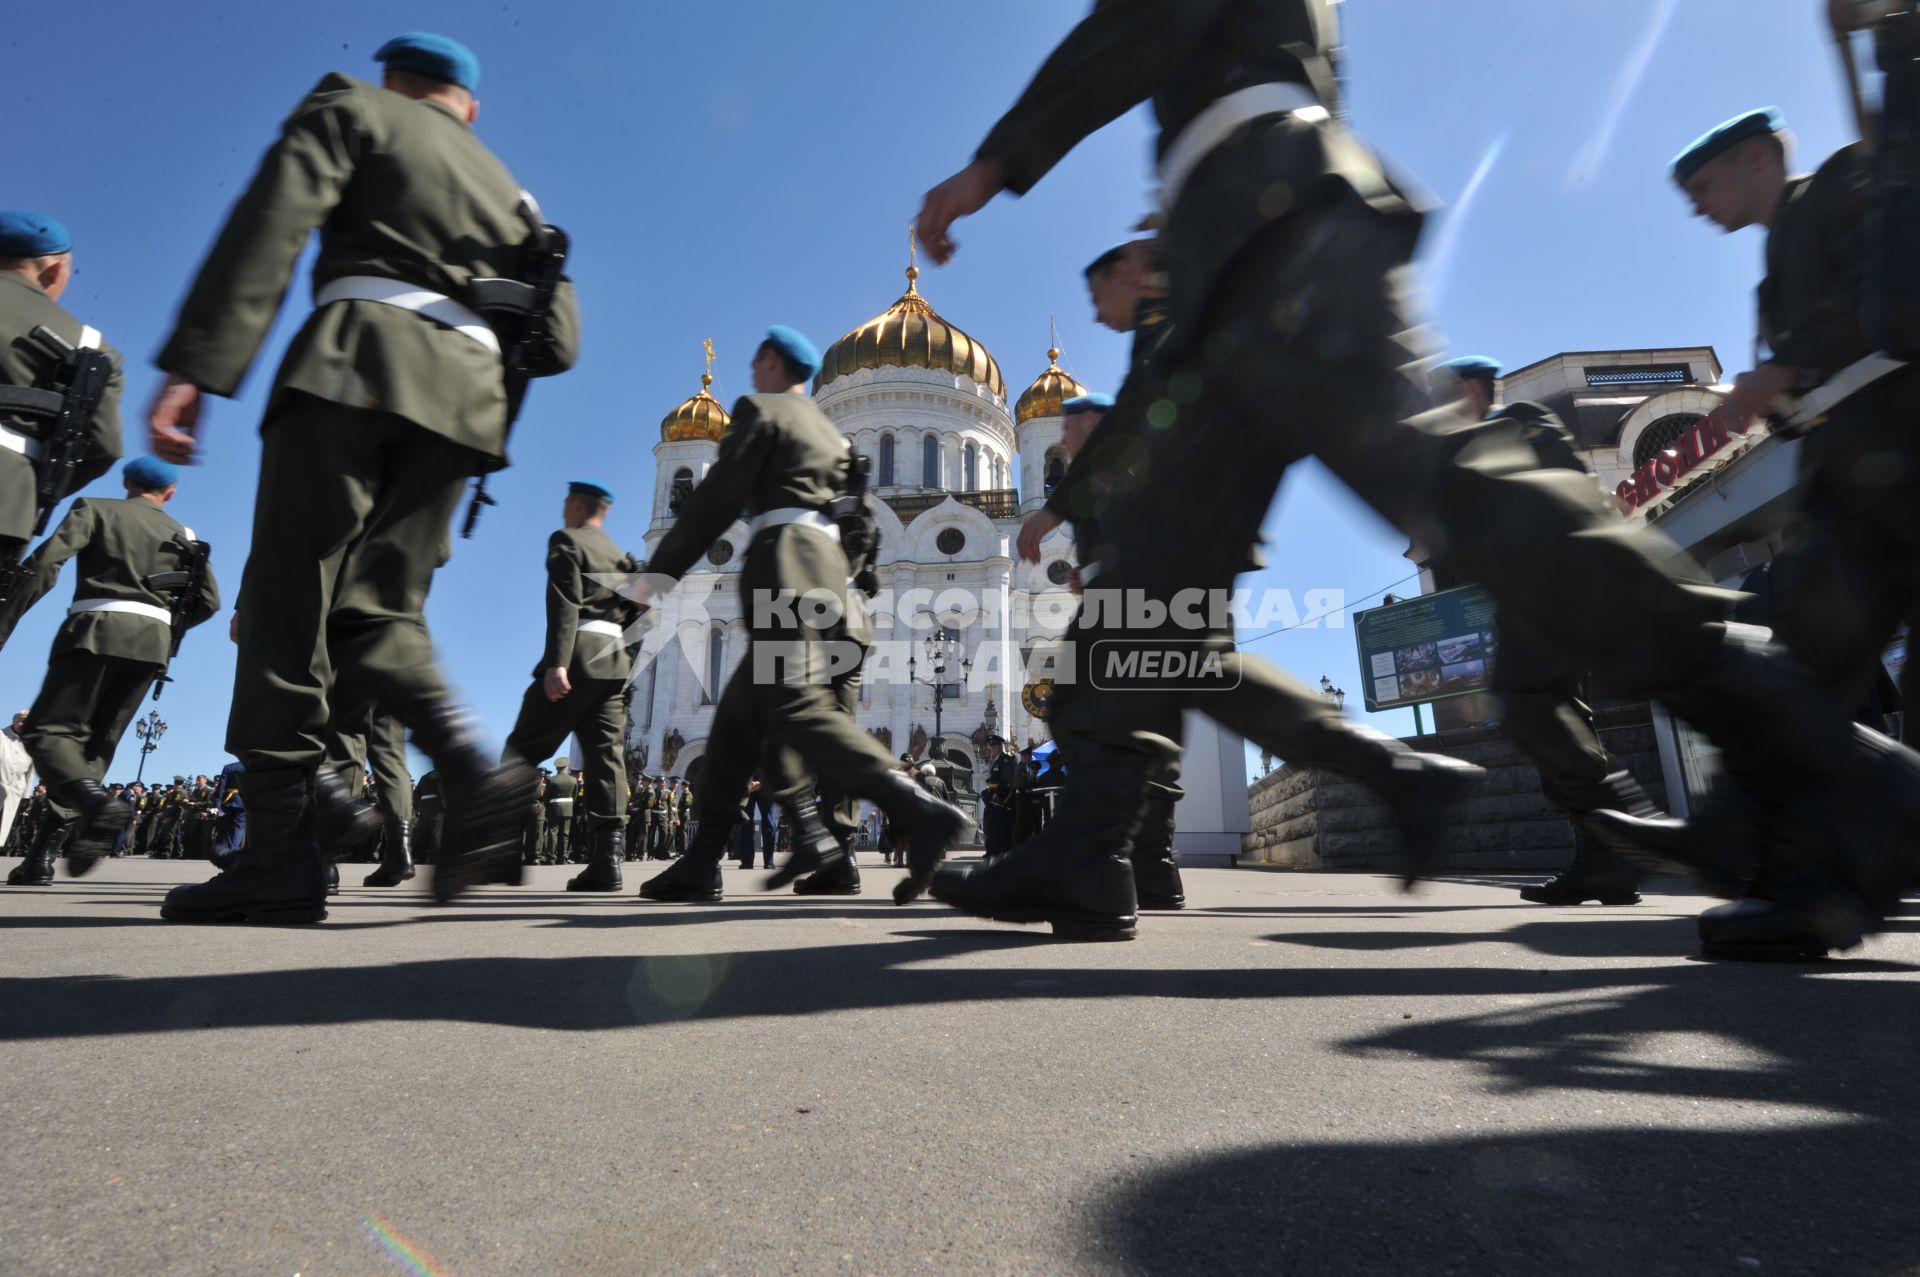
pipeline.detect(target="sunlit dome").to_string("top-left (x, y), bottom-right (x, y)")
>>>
top-left (660, 344), bottom-right (732, 444)
top-left (816, 263), bottom-right (1005, 400)
top-left (1014, 346), bottom-right (1089, 424)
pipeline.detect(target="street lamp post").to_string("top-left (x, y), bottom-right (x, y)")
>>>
top-left (1318, 674), bottom-right (1346, 712)
top-left (908, 627), bottom-right (973, 762)
top-left (133, 709), bottom-right (168, 784)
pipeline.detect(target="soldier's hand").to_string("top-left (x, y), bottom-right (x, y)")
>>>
top-left (148, 375), bottom-right (205, 464)
top-left (916, 158), bottom-right (1006, 266)
top-left (1017, 509), bottom-right (1062, 564)
top-left (544, 667), bottom-right (572, 702)
top-left (1710, 364), bottom-right (1796, 438)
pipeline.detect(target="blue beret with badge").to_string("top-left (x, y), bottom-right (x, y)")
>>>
top-left (1062, 393), bottom-right (1116, 415)
top-left (1440, 356), bottom-right (1503, 383)
top-left (124, 457), bottom-right (180, 492)
top-left (765, 325), bottom-right (822, 379)
top-left (0, 211), bottom-right (71, 258)
top-left (569, 480), bottom-right (615, 503)
top-left (375, 32), bottom-right (481, 92)
top-left (1671, 108), bottom-right (1783, 184)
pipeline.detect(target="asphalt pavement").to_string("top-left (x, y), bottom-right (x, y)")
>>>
top-left (2, 859), bottom-right (1916, 1277)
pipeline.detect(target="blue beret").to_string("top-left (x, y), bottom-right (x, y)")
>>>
top-left (569, 480), bottom-right (615, 503)
top-left (0, 211), bottom-right (71, 258)
top-left (1440, 356), bottom-right (1503, 382)
top-left (765, 325), bottom-right (822, 379)
top-left (1672, 108), bottom-right (1783, 183)
top-left (1062, 393), bottom-right (1116, 415)
top-left (375, 32), bottom-right (481, 92)
top-left (124, 457), bottom-right (179, 491)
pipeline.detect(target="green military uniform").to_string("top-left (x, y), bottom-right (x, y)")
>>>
top-left (126, 787), bottom-right (152, 856)
top-left (184, 779), bottom-right (218, 859)
top-left (154, 70), bottom-right (579, 772)
top-left (638, 386), bottom-right (962, 906)
top-left (1756, 144), bottom-right (1920, 721)
top-left (326, 707), bottom-right (416, 883)
top-left (412, 769), bottom-right (443, 866)
top-left (150, 782), bottom-right (185, 858)
top-left (502, 516), bottom-right (640, 887)
top-left (0, 272), bottom-right (124, 554)
top-left (0, 495), bottom-right (218, 876)
top-left (523, 772), bottom-right (548, 866)
top-left (930, 0), bottom-right (1920, 948)
top-left (541, 767), bottom-right (579, 865)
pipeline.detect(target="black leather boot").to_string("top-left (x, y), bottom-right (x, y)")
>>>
top-left (1130, 789), bottom-right (1185, 911)
top-left (60, 780), bottom-right (133, 878)
top-left (416, 704), bottom-right (534, 904)
top-left (160, 768), bottom-right (327, 925)
top-left (856, 770), bottom-right (967, 905)
top-left (1519, 824), bottom-right (1642, 906)
top-left (364, 818), bottom-right (415, 887)
top-left (6, 821), bottom-right (65, 886)
top-left (567, 823), bottom-right (625, 892)
top-left (637, 824), bottom-right (728, 903)
top-left (767, 797), bottom-right (850, 891)
top-left (930, 741), bottom-right (1143, 940)
top-left (793, 854), bottom-right (862, 896)
top-left (327, 862), bottom-right (340, 896)
top-left (314, 767), bottom-right (381, 864)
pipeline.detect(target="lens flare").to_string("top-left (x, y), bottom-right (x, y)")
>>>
top-left (1425, 131), bottom-right (1511, 307)
top-left (1565, 0), bottom-right (1680, 189)
top-left (362, 1212), bottom-right (455, 1277)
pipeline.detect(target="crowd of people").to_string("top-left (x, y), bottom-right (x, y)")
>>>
top-left (1, 4), bottom-right (1918, 963)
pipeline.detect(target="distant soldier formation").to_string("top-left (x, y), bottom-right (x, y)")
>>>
top-left (5, 5), bottom-right (1920, 964)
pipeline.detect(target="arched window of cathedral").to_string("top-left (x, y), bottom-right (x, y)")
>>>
top-left (923, 435), bottom-right (939, 488)
top-left (964, 442), bottom-right (978, 492)
top-left (703, 626), bottom-right (724, 705)
top-left (1044, 448), bottom-right (1067, 498)
top-left (879, 434), bottom-right (896, 486)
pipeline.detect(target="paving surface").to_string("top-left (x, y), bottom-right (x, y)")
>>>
top-left (1, 859), bottom-right (1916, 1277)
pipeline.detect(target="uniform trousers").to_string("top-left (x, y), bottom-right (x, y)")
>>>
top-left (22, 652), bottom-right (158, 824)
top-left (506, 679), bottom-right (629, 825)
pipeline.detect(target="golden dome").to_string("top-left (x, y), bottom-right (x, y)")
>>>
top-left (660, 343), bottom-right (732, 444)
top-left (816, 264), bottom-right (1005, 400)
top-left (1015, 347), bottom-right (1089, 424)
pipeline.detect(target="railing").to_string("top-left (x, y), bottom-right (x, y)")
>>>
top-left (880, 488), bottom-right (1021, 522)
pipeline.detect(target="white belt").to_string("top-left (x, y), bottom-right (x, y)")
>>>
top-left (577, 619), bottom-right (624, 638)
top-left (69, 599), bottom-right (172, 624)
top-left (547, 798), bottom-right (574, 808)
top-left (1158, 82), bottom-right (1330, 213)
top-left (0, 425), bottom-right (41, 460)
top-left (749, 508), bottom-right (841, 540)
top-left (314, 275), bottom-right (502, 356)
top-left (1782, 352), bottom-right (1910, 429)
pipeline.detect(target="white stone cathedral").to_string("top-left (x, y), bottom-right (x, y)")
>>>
top-left (628, 262), bottom-right (1251, 861)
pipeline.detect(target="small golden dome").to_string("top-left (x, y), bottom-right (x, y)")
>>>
top-left (1015, 347), bottom-right (1089, 424)
top-left (816, 265), bottom-right (1005, 400)
top-left (660, 344), bottom-right (731, 444)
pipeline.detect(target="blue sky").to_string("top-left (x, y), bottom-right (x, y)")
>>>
top-left (0, 0), bottom-right (1845, 784)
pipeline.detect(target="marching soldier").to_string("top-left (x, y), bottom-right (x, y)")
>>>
top-left (542, 760), bottom-right (579, 865)
top-left (0, 211), bottom-right (124, 566)
top-left (624, 773), bottom-right (644, 861)
top-left (148, 32), bottom-right (580, 925)
top-left (150, 780), bottom-right (186, 859)
top-left (184, 773), bottom-right (218, 860)
top-left (0, 457), bottom-right (219, 884)
top-left (917, 0), bottom-right (1920, 954)
top-left (502, 480), bottom-right (642, 892)
top-left (643, 777), bottom-right (667, 859)
top-left (322, 708), bottom-right (415, 888)
top-left (412, 768), bottom-right (444, 867)
top-left (1429, 356), bottom-right (1654, 907)
top-left (635, 328), bottom-right (965, 906)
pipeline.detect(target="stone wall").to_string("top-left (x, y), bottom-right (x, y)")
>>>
top-left (1240, 701), bottom-right (1668, 872)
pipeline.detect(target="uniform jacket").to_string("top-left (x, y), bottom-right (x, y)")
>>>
top-left (983, 753), bottom-right (1019, 810)
top-left (545, 772), bottom-right (580, 808)
top-left (536, 524), bottom-right (641, 681)
top-left (0, 496), bottom-right (220, 665)
top-left (649, 393), bottom-right (868, 645)
top-left (1762, 144), bottom-right (1873, 381)
top-left (976, 0), bottom-right (1422, 348)
top-left (0, 273), bottom-right (125, 541)
top-left (157, 73), bottom-right (581, 460)
top-left (1492, 402), bottom-right (1588, 477)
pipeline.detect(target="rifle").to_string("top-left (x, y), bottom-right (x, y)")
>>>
top-left (461, 197), bottom-right (572, 538)
top-left (829, 453), bottom-right (882, 596)
top-left (0, 326), bottom-right (114, 603)
top-left (145, 537), bottom-right (212, 702)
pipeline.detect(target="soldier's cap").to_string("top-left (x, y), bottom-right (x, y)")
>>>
top-left (568, 480), bottom-right (615, 504)
top-left (553, 759), bottom-right (570, 769)
top-left (987, 734), bottom-right (1007, 746)
top-left (124, 456), bottom-right (180, 492)
top-left (172, 775), bottom-right (185, 784)
top-left (1671, 108), bottom-right (1783, 184)
top-left (375, 32), bottom-right (481, 92)
top-left (1435, 356), bottom-right (1502, 387)
top-left (1083, 242), bottom-right (1131, 279)
top-left (1061, 393), bottom-right (1115, 416)
top-left (0, 211), bottom-right (70, 258)
top-left (764, 325), bottom-right (822, 379)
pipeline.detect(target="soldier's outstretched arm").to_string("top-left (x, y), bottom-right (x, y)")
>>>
top-left (647, 399), bottom-right (774, 581)
top-left (920, 0), bottom-right (1230, 261)
top-left (0, 499), bottom-right (94, 645)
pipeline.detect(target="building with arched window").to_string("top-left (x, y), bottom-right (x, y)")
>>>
top-left (633, 260), bottom-right (1252, 859)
